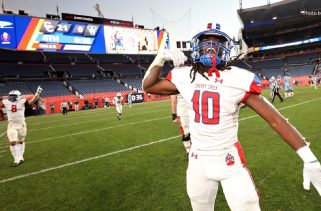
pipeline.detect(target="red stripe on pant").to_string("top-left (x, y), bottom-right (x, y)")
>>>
top-left (234, 141), bottom-right (261, 208)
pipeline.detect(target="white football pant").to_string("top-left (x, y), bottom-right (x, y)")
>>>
top-left (187, 142), bottom-right (260, 211)
top-left (7, 122), bottom-right (27, 142)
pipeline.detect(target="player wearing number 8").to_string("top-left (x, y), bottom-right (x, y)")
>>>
top-left (143, 28), bottom-right (321, 210)
top-left (0, 86), bottom-right (42, 167)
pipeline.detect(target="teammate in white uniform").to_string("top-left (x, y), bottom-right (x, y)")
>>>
top-left (171, 94), bottom-right (191, 158)
top-left (0, 86), bottom-right (42, 166)
top-left (143, 28), bottom-right (321, 210)
top-left (113, 92), bottom-right (123, 120)
top-left (312, 74), bottom-right (318, 89)
top-left (127, 92), bottom-right (133, 108)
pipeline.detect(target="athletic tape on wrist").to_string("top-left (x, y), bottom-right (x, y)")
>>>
top-left (296, 145), bottom-right (318, 163)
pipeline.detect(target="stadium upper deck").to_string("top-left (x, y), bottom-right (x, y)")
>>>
top-left (238, 0), bottom-right (321, 59)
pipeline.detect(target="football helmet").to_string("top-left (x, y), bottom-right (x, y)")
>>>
top-left (8, 90), bottom-right (22, 102)
top-left (190, 29), bottom-right (234, 68)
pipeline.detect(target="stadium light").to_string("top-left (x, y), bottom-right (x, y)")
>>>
top-left (272, 16), bottom-right (277, 20)
top-left (250, 20), bottom-right (254, 23)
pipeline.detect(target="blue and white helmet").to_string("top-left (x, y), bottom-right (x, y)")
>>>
top-left (8, 90), bottom-right (22, 102)
top-left (190, 29), bottom-right (234, 67)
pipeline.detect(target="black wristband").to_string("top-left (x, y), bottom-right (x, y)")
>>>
top-left (172, 113), bottom-right (177, 120)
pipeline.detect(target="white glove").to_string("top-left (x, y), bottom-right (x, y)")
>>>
top-left (35, 85), bottom-right (43, 96)
top-left (157, 49), bottom-right (187, 67)
top-left (303, 161), bottom-right (321, 196)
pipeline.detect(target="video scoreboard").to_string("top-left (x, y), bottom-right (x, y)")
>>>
top-left (0, 14), bottom-right (169, 54)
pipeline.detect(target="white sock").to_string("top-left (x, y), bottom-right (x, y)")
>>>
top-left (10, 145), bottom-right (19, 163)
top-left (183, 141), bottom-right (191, 153)
top-left (18, 142), bottom-right (25, 160)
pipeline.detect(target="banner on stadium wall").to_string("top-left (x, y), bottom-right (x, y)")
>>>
top-left (260, 76), bottom-right (312, 88)
top-left (0, 15), bottom-right (17, 48)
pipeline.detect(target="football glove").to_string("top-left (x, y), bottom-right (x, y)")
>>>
top-left (35, 85), bottom-right (43, 96)
top-left (303, 161), bottom-right (321, 196)
top-left (157, 49), bottom-right (187, 67)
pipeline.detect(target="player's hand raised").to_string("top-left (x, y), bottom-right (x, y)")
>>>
top-left (158, 49), bottom-right (187, 67)
top-left (36, 85), bottom-right (43, 96)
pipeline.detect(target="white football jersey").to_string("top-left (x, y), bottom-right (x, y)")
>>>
top-left (176, 94), bottom-right (189, 118)
top-left (2, 98), bottom-right (27, 125)
top-left (166, 66), bottom-right (261, 154)
top-left (113, 96), bottom-right (123, 106)
top-left (61, 102), bottom-right (68, 108)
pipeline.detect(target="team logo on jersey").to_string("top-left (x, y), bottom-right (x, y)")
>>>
top-left (214, 78), bottom-right (223, 84)
top-left (225, 153), bottom-right (235, 166)
top-left (191, 152), bottom-right (198, 159)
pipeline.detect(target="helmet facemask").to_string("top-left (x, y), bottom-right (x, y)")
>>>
top-left (191, 29), bottom-right (234, 68)
top-left (8, 90), bottom-right (21, 102)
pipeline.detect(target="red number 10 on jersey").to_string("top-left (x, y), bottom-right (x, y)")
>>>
top-left (192, 90), bottom-right (220, 124)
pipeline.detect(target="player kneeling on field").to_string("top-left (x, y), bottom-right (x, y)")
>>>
top-left (0, 86), bottom-right (42, 167)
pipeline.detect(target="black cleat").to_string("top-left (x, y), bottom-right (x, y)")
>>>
top-left (19, 159), bottom-right (24, 164)
top-left (12, 162), bottom-right (20, 167)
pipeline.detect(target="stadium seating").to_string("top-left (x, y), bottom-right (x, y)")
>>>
top-left (44, 52), bottom-right (74, 64)
top-left (53, 64), bottom-right (101, 77)
top-left (0, 64), bottom-right (50, 78)
top-left (126, 54), bottom-right (155, 64)
top-left (90, 54), bottom-right (130, 63)
top-left (249, 58), bottom-right (285, 69)
top-left (0, 48), bottom-right (44, 63)
top-left (121, 78), bottom-right (143, 90)
top-left (104, 64), bottom-right (143, 77)
top-left (287, 65), bottom-right (314, 77)
top-left (68, 79), bottom-right (129, 94)
top-left (0, 80), bottom-right (71, 97)
top-left (286, 52), bottom-right (319, 65)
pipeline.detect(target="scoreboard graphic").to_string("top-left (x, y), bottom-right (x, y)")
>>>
top-left (15, 16), bottom-right (106, 53)
top-left (0, 15), bottom-right (17, 49)
top-left (0, 14), bottom-right (170, 54)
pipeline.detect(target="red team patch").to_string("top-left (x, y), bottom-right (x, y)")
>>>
top-left (225, 153), bottom-right (235, 166)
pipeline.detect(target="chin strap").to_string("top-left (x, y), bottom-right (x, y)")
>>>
top-left (208, 56), bottom-right (220, 78)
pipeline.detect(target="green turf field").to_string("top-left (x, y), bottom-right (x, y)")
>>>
top-left (0, 86), bottom-right (320, 210)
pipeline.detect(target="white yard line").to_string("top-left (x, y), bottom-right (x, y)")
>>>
top-left (28, 103), bottom-right (169, 125)
top-left (0, 131), bottom-right (6, 139)
top-left (0, 135), bottom-right (180, 184)
top-left (0, 97), bottom-right (320, 183)
top-left (0, 116), bottom-right (169, 149)
top-left (29, 108), bottom-right (169, 131)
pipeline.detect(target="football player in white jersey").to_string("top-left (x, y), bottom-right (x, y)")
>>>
top-left (143, 29), bottom-right (321, 210)
top-left (127, 92), bottom-right (133, 108)
top-left (0, 86), bottom-right (42, 166)
top-left (171, 94), bottom-right (191, 158)
top-left (113, 92), bottom-right (123, 120)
